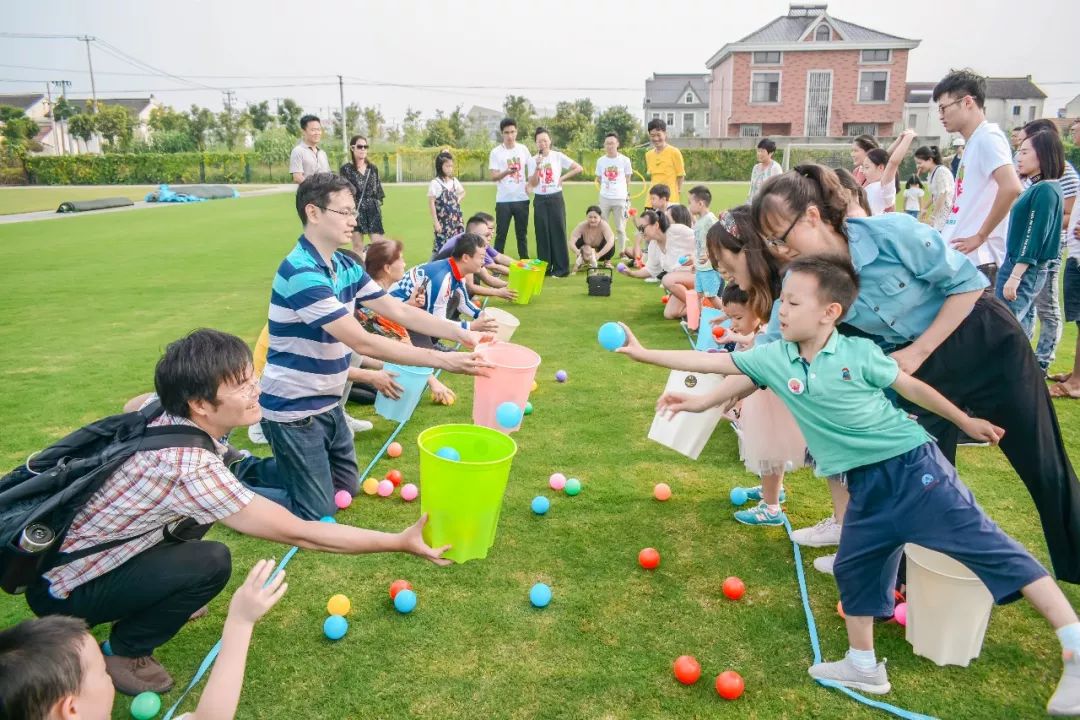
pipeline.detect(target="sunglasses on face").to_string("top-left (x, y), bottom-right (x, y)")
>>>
top-left (354, 144), bottom-right (368, 149)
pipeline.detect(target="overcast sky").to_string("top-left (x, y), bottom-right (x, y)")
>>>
top-left (2, 0), bottom-right (1078, 128)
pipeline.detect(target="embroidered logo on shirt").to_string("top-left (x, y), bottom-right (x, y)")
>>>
top-left (921, 473), bottom-right (935, 487)
top-left (684, 375), bottom-right (698, 389)
top-left (841, 367), bottom-right (852, 381)
top-left (787, 378), bottom-right (804, 395)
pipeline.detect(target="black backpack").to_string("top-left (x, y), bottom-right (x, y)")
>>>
top-left (0, 401), bottom-right (215, 594)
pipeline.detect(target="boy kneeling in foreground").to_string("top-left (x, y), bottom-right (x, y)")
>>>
top-left (617, 255), bottom-right (1080, 715)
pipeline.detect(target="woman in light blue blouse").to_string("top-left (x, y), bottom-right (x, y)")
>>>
top-left (747, 164), bottom-right (1080, 584)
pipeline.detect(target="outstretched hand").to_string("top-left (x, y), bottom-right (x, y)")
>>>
top-left (614, 322), bottom-right (648, 361)
top-left (227, 558), bottom-right (288, 626)
top-left (655, 391), bottom-right (707, 419)
top-left (399, 513), bottom-right (453, 566)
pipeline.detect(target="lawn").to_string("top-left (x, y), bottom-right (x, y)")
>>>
top-left (0, 184), bottom-right (275, 216)
top-left (1, 183), bottom-right (1078, 719)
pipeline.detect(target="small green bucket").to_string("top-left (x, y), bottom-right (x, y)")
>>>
top-left (418, 424), bottom-right (518, 563)
top-left (507, 263), bottom-right (534, 305)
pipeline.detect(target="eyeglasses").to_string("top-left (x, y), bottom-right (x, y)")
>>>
top-left (936, 96), bottom-right (968, 115)
top-left (766, 213), bottom-right (803, 247)
top-left (353, 144), bottom-right (368, 149)
top-left (316, 205), bottom-right (354, 217)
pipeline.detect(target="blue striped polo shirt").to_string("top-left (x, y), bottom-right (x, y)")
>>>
top-left (259, 235), bottom-right (386, 422)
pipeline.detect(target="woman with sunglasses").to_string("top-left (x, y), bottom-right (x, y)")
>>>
top-left (749, 164), bottom-right (1080, 584)
top-left (340, 134), bottom-right (386, 254)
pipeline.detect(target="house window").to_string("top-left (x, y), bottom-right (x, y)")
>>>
top-left (651, 112), bottom-right (660, 120)
top-left (740, 124), bottom-right (762, 138)
top-left (685, 92), bottom-right (694, 103)
top-left (1012, 105), bottom-right (1021, 116)
top-left (858, 71), bottom-right (888, 102)
top-left (705, 111), bottom-right (710, 126)
top-left (666, 112), bottom-right (675, 125)
top-left (683, 112), bottom-right (695, 131)
top-left (751, 72), bottom-right (781, 103)
top-left (752, 51), bottom-right (782, 64)
top-left (845, 123), bottom-right (878, 137)
top-left (861, 49), bottom-right (891, 63)
top-left (1028, 106), bottom-right (1037, 121)
top-left (814, 24), bottom-right (831, 41)
top-left (908, 113), bottom-right (918, 128)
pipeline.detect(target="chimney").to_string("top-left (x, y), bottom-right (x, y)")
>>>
top-left (788, 3), bottom-right (828, 16)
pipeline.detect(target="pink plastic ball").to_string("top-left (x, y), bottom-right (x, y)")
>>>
top-left (377, 479), bottom-right (394, 497)
top-left (893, 602), bottom-right (908, 626)
top-left (334, 490), bottom-right (352, 509)
top-left (401, 483), bottom-right (419, 502)
top-left (549, 473), bottom-right (567, 491)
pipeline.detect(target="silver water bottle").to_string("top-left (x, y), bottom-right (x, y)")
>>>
top-left (18, 523), bottom-right (55, 553)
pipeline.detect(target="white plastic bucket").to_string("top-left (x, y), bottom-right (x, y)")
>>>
top-left (904, 543), bottom-right (994, 667)
top-left (484, 307), bottom-right (520, 342)
top-left (647, 369), bottom-right (726, 460)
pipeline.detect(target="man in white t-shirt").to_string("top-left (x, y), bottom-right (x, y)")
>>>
top-left (595, 132), bottom-right (633, 254)
top-left (933, 70), bottom-right (1023, 286)
top-left (288, 115), bottom-right (331, 184)
top-left (488, 118), bottom-right (536, 259)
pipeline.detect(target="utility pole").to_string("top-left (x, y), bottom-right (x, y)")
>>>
top-left (338, 75), bottom-right (347, 153)
top-left (77, 36), bottom-right (98, 111)
top-left (222, 90), bottom-right (237, 150)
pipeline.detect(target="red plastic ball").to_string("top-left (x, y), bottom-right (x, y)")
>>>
top-left (661, 295), bottom-right (670, 304)
top-left (673, 655), bottom-right (701, 685)
top-left (715, 670), bottom-right (745, 700)
top-left (722, 576), bottom-right (746, 600)
top-left (389, 579), bottom-right (412, 599)
top-left (712, 326), bottom-right (726, 340)
top-left (386, 469), bottom-right (403, 487)
top-left (638, 547), bottom-right (660, 569)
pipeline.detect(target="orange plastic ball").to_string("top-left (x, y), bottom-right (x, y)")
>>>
top-left (387, 442), bottom-right (403, 458)
top-left (386, 469), bottom-right (403, 487)
top-left (638, 547), bottom-right (660, 569)
top-left (653, 483), bottom-right (672, 501)
top-left (673, 655), bottom-right (701, 685)
top-left (712, 326), bottom-right (726, 340)
top-left (722, 576), bottom-right (746, 601)
top-left (715, 670), bottom-right (745, 700)
top-left (661, 295), bottom-right (670, 304)
top-left (389, 579), bottom-right (412, 599)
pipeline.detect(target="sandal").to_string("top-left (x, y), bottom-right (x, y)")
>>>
top-left (1049, 383), bottom-right (1080, 399)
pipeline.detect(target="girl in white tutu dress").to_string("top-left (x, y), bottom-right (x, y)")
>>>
top-left (719, 284), bottom-right (807, 527)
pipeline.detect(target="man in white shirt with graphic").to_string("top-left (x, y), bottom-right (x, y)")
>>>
top-left (595, 132), bottom-right (634, 255)
top-left (933, 69), bottom-right (1023, 287)
top-left (488, 118), bottom-right (536, 259)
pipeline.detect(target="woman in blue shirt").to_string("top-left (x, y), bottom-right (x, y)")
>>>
top-left (746, 164), bottom-right (1080, 584)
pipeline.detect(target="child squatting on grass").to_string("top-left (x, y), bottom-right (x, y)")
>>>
top-left (615, 254), bottom-right (1080, 715)
top-left (0, 559), bottom-right (286, 720)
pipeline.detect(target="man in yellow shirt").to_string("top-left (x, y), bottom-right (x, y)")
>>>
top-left (645, 118), bottom-right (685, 206)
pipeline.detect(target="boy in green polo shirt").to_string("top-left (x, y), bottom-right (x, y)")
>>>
top-left (615, 255), bottom-right (1080, 714)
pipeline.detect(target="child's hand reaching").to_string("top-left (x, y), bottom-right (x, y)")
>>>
top-left (961, 417), bottom-right (1005, 446)
top-left (227, 559), bottom-right (288, 627)
top-left (614, 323), bottom-right (648, 361)
top-left (656, 391), bottom-right (708, 418)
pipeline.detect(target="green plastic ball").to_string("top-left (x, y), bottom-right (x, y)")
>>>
top-left (524, 401), bottom-right (533, 416)
top-left (131, 691), bottom-right (161, 720)
top-left (564, 478), bottom-right (582, 496)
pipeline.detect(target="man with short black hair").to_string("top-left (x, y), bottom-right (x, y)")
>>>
top-left (645, 119), bottom-right (684, 205)
top-left (489, 118), bottom-right (535, 258)
top-left (289, 115), bottom-right (330, 183)
top-left (595, 132), bottom-right (633, 253)
top-left (431, 213), bottom-right (515, 299)
top-left (933, 69), bottom-right (1023, 286)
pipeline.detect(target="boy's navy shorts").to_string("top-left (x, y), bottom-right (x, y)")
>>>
top-left (834, 442), bottom-right (1048, 617)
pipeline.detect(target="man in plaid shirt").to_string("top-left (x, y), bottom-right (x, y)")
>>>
top-left (24, 329), bottom-right (453, 697)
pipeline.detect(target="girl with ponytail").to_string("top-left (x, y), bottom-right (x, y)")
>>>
top-left (751, 163), bottom-right (1080, 584)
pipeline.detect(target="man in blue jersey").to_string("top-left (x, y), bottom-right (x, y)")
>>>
top-left (253, 174), bottom-right (493, 520)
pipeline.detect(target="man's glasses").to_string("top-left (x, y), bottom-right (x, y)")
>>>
top-left (936, 96), bottom-right (968, 115)
top-left (316, 206), bottom-right (354, 217)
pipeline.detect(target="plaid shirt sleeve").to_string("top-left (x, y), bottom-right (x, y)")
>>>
top-left (164, 449), bottom-right (254, 524)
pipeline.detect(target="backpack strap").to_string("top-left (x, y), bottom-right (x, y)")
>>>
top-left (51, 424), bottom-right (217, 566)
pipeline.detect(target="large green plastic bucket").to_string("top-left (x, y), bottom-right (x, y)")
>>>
top-left (507, 263), bottom-right (534, 305)
top-left (528, 260), bottom-right (548, 295)
top-left (418, 424), bottom-right (518, 563)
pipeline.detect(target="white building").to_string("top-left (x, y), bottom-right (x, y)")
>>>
top-left (981, 77), bottom-right (1046, 133)
top-left (903, 82), bottom-right (949, 147)
top-left (643, 73), bottom-right (710, 137)
top-left (466, 105), bottom-right (503, 141)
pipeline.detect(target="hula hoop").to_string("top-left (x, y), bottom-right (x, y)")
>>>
top-left (593, 168), bottom-right (650, 201)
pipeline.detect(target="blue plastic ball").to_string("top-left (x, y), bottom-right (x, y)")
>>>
top-left (319, 516), bottom-right (337, 523)
top-left (530, 582), bottom-right (552, 608)
top-left (435, 446), bottom-right (461, 461)
top-left (678, 255), bottom-right (690, 265)
top-left (495, 401), bottom-right (523, 429)
top-left (323, 614), bottom-right (348, 640)
top-left (729, 487), bottom-right (749, 506)
top-left (597, 322), bottom-right (627, 351)
top-left (101, 640), bottom-right (113, 656)
top-left (531, 496), bottom-right (550, 515)
top-left (394, 588), bottom-right (418, 614)
top-left (130, 691), bottom-right (161, 720)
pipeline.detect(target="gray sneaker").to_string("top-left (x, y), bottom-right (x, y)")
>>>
top-left (790, 516), bottom-right (842, 547)
top-left (1048, 651), bottom-right (1080, 716)
top-left (808, 656), bottom-right (891, 695)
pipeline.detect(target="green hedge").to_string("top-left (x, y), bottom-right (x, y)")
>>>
top-left (23, 145), bottom-right (1080, 186)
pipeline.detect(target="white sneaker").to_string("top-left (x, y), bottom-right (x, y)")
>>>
top-left (1049, 650), bottom-right (1080, 716)
top-left (345, 414), bottom-right (374, 435)
top-left (247, 423), bottom-right (268, 445)
top-left (813, 554), bottom-right (836, 575)
top-left (809, 656), bottom-right (890, 695)
top-left (644, 277), bottom-right (660, 284)
top-left (790, 516), bottom-right (842, 547)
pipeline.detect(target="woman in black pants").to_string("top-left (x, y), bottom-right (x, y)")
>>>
top-left (750, 165), bottom-right (1080, 583)
top-left (528, 127), bottom-right (582, 277)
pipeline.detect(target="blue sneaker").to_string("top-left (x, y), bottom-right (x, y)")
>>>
top-left (744, 485), bottom-right (786, 503)
top-left (734, 501), bottom-right (786, 526)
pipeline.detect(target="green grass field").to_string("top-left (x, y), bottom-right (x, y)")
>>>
top-left (1, 183), bottom-right (1078, 719)
top-left (0, 185), bottom-right (275, 216)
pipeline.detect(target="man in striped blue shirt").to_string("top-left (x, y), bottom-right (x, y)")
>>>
top-left (252, 174), bottom-right (493, 520)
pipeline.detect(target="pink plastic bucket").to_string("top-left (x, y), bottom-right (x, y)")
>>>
top-left (472, 342), bottom-right (541, 434)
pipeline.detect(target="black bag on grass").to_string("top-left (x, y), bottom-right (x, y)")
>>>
top-left (0, 401), bottom-right (214, 594)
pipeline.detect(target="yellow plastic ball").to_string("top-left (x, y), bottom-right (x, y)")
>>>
top-left (362, 477), bottom-right (380, 495)
top-left (327, 594), bottom-right (351, 616)
top-left (531, 381), bottom-right (538, 392)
